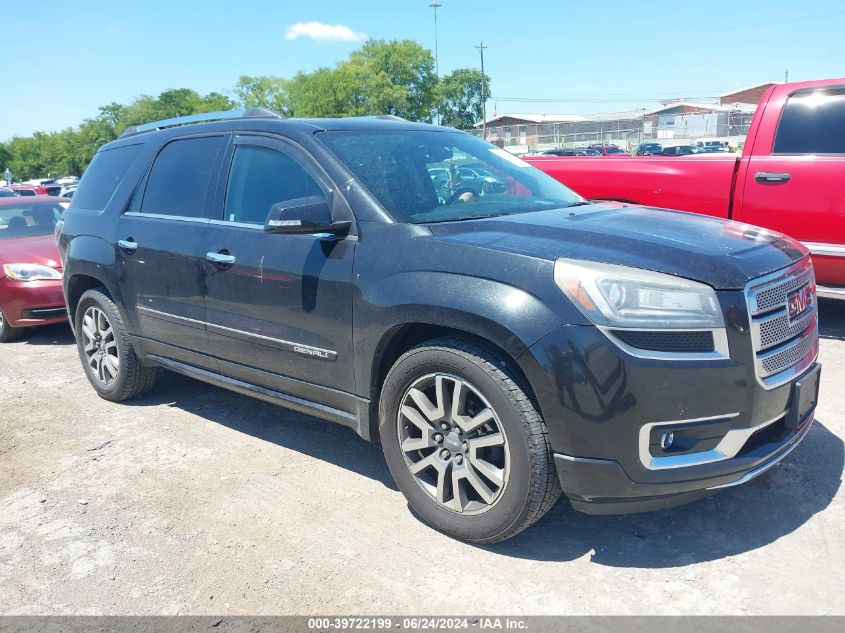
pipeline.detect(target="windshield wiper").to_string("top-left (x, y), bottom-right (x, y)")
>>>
top-left (564, 200), bottom-right (592, 208)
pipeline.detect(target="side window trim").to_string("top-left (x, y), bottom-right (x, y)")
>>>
top-left (127, 132), bottom-right (228, 221)
top-left (214, 134), bottom-right (333, 225)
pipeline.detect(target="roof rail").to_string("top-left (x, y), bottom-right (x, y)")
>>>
top-left (119, 107), bottom-right (282, 138)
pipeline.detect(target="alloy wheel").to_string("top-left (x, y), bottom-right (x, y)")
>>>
top-left (397, 373), bottom-right (509, 515)
top-left (81, 306), bottom-right (120, 386)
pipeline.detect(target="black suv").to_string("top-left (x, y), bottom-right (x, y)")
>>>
top-left (58, 109), bottom-right (820, 543)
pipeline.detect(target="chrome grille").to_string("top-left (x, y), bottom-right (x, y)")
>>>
top-left (748, 264), bottom-right (814, 314)
top-left (746, 258), bottom-right (819, 389)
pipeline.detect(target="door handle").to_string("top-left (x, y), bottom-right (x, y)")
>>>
top-left (117, 239), bottom-right (138, 252)
top-left (206, 252), bottom-right (236, 265)
top-left (754, 171), bottom-right (791, 184)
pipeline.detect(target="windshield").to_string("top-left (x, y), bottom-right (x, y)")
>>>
top-left (0, 203), bottom-right (63, 240)
top-left (319, 130), bottom-right (582, 223)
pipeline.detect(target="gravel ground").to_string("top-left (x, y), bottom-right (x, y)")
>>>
top-left (1, 301), bottom-right (843, 615)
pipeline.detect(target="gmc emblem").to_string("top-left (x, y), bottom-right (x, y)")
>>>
top-left (787, 284), bottom-right (814, 322)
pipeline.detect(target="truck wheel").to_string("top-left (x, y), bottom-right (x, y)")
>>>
top-left (75, 288), bottom-right (157, 401)
top-left (379, 337), bottom-right (561, 543)
top-left (0, 309), bottom-right (23, 343)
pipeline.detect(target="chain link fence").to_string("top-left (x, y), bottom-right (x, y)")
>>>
top-left (471, 109), bottom-right (755, 154)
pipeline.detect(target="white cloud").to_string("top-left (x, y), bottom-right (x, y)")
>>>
top-left (284, 21), bottom-right (368, 42)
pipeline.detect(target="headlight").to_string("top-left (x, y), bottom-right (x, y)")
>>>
top-left (554, 258), bottom-right (724, 329)
top-left (3, 263), bottom-right (62, 282)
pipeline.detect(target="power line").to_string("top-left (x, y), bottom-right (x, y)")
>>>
top-left (511, 50), bottom-right (845, 75)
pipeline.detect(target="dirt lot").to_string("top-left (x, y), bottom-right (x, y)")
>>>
top-left (1, 302), bottom-right (843, 616)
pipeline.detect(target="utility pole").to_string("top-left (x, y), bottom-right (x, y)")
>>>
top-left (475, 41), bottom-right (488, 137)
top-left (430, 2), bottom-right (441, 77)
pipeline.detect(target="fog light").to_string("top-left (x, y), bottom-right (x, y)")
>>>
top-left (660, 431), bottom-right (675, 450)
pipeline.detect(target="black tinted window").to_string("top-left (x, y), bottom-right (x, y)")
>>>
top-left (320, 130), bottom-right (580, 223)
top-left (774, 88), bottom-right (845, 154)
top-left (223, 145), bottom-right (323, 225)
top-left (141, 136), bottom-right (225, 218)
top-left (72, 144), bottom-right (142, 210)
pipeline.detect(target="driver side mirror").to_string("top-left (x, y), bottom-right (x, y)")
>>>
top-left (264, 195), bottom-right (351, 236)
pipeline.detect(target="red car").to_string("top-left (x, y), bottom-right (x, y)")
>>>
top-left (526, 77), bottom-right (845, 298)
top-left (0, 197), bottom-right (68, 341)
top-left (585, 144), bottom-right (629, 156)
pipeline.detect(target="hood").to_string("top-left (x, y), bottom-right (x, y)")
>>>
top-left (426, 203), bottom-right (807, 290)
top-left (0, 234), bottom-right (62, 270)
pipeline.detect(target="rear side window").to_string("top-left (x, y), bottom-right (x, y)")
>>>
top-left (72, 144), bottom-right (142, 210)
top-left (223, 145), bottom-right (323, 225)
top-left (141, 136), bottom-right (225, 218)
top-left (773, 88), bottom-right (845, 154)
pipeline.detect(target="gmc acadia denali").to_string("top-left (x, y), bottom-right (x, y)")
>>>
top-left (58, 110), bottom-right (821, 543)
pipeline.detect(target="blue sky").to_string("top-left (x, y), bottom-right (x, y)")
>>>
top-left (2, 0), bottom-right (844, 139)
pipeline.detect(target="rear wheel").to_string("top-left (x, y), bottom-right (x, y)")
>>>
top-left (379, 338), bottom-right (561, 543)
top-left (0, 309), bottom-right (23, 343)
top-left (75, 288), bottom-right (157, 401)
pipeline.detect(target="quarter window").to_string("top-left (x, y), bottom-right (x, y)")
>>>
top-left (72, 144), bottom-right (142, 210)
top-left (223, 145), bottom-right (323, 225)
top-left (140, 136), bottom-right (225, 218)
top-left (773, 88), bottom-right (845, 154)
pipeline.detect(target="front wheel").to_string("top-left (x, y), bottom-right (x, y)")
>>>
top-left (379, 338), bottom-right (561, 543)
top-left (0, 309), bottom-right (23, 343)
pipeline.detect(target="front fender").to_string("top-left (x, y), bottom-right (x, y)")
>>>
top-left (355, 269), bottom-right (578, 399)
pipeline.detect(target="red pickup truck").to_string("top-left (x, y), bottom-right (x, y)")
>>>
top-left (526, 78), bottom-right (845, 299)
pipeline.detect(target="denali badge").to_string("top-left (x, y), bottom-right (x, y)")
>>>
top-left (787, 284), bottom-right (814, 322)
top-left (293, 345), bottom-right (332, 360)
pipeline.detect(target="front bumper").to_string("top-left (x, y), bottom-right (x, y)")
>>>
top-left (0, 276), bottom-right (68, 327)
top-left (555, 412), bottom-right (814, 514)
top-left (518, 288), bottom-right (819, 515)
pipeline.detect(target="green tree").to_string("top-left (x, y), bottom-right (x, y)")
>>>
top-left (349, 39), bottom-right (437, 121)
top-left (1, 39), bottom-right (492, 180)
top-left (436, 68), bottom-right (490, 130)
top-left (286, 39), bottom-right (437, 120)
top-left (234, 75), bottom-right (290, 115)
top-left (0, 142), bottom-right (11, 177)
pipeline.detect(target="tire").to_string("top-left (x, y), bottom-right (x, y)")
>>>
top-left (379, 337), bottom-right (561, 544)
top-left (0, 309), bottom-right (23, 343)
top-left (74, 288), bottom-right (157, 401)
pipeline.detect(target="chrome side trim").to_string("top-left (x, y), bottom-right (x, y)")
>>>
top-left (597, 326), bottom-right (730, 362)
top-left (123, 211), bottom-right (209, 224)
top-left (804, 242), bottom-right (845, 258)
top-left (209, 219), bottom-right (263, 230)
top-left (137, 306), bottom-right (337, 361)
top-left (816, 285), bottom-right (845, 300)
top-left (707, 416), bottom-right (814, 489)
top-left (637, 412), bottom-right (792, 471)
